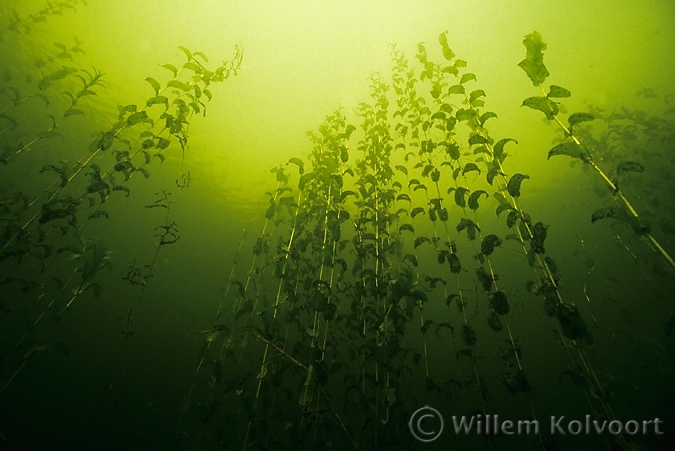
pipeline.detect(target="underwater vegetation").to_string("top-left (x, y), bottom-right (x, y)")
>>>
top-left (162, 32), bottom-right (674, 451)
top-left (0, 0), bottom-right (242, 444)
top-left (1, 3), bottom-right (674, 451)
top-left (518, 32), bottom-right (674, 272)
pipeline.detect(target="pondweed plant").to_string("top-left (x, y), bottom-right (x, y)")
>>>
top-left (424, 32), bottom-right (634, 448)
top-left (0, 6), bottom-right (671, 449)
top-left (573, 95), bottom-right (675, 243)
top-left (518, 31), bottom-right (675, 272)
top-left (169, 32), bottom-right (671, 451)
top-left (392, 35), bottom-right (556, 444)
top-left (0, 37), bottom-right (87, 136)
top-left (0, 0), bottom-right (84, 41)
top-left (389, 43), bottom-right (487, 422)
top-left (0, 8), bottom-right (243, 401)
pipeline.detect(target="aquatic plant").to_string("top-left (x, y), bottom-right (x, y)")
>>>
top-left (574, 94), bottom-right (675, 248)
top-left (0, 7), bottom-right (671, 450)
top-left (0, 15), bottom-right (243, 401)
top-left (167, 30), bottom-right (675, 451)
top-left (0, 0), bottom-right (84, 41)
top-left (518, 31), bottom-right (675, 272)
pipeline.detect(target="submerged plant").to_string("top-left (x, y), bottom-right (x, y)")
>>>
top-left (176, 30), bottom-right (673, 451)
top-left (0, 9), bottom-right (671, 451)
top-left (0, 0), bottom-right (84, 40)
top-left (0, 32), bottom-right (243, 406)
top-left (518, 31), bottom-right (675, 272)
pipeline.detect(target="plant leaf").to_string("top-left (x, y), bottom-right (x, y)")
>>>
top-left (161, 64), bottom-right (178, 76)
top-left (469, 89), bottom-right (486, 104)
top-left (494, 138), bottom-right (517, 160)
top-left (448, 84), bottom-right (465, 95)
top-left (481, 234), bottom-right (502, 256)
top-left (146, 96), bottom-right (169, 108)
top-left (489, 291), bottom-right (510, 315)
top-left (145, 77), bottom-right (161, 95)
top-left (89, 211), bottom-right (109, 220)
top-left (178, 46), bottom-right (192, 61)
top-left (507, 174), bottom-right (529, 197)
top-left (462, 163), bottom-right (481, 176)
top-left (113, 185), bottom-right (130, 197)
top-left (547, 85), bottom-right (571, 98)
top-left (0, 113), bottom-right (18, 130)
top-left (460, 73), bottom-right (476, 84)
top-left (399, 224), bottom-right (414, 234)
top-left (568, 112), bottom-right (594, 127)
top-left (403, 254), bottom-right (418, 267)
top-left (486, 169), bottom-right (501, 185)
top-left (64, 108), bottom-right (85, 117)
top-left (454, 187), bottom-right (469, 208)
top-left (287, 158), bottom-right (304, 174)
top-left (468, 135), bottom-right (488, 146)
top-left (447, 253), bottom-right (462, 273)
top-left (487, 311), bottom-right (503, 332)
top-left (127, 111), bottom-right (149, 126)
top-left (480, 111), bottom-right (497, 125)
top-left (617, 161), bottom-right (644, 174)
top-left (167, 80), bottom-right (190, 91)
top-left (411, 207), bottom-right (425, 218)
top-left (395, 165), bottom-right (408, 175)
top-left (77, 89), bottom-right (98, 98)
top-left (456, 218), bottom-right (480, 240)
top-left (591, 207), bottom-right (650, 235)
top-left (446, 143), bottom-right (460, 160)
top-left (522, 96), bottom-right (558, 120)
top-left (468, 190), bottom-right (488, 210)
top-left (547, 142), bottom-right (586, 160)
top-left (31, 93), bottom-right (50, 107)
top-left (518, 31), bottom-right (549, 86)
top-left (414, 237), bottom-right (430, 249)
top-left (183, 62), bottom-right (202, 72)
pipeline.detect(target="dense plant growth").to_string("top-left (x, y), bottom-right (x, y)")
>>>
top-left (1, 4), bottom-right (673, 451)
top-left (167, 32), bottom-right (674, 451)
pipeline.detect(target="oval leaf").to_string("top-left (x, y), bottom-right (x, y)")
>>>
top-left (64, 108), bottom-right (85, 117)
top-left (489, 291), bottom-right (510, 315)
top-left (547, 142), bottom-right (586, 160)
top-left (487, 311), bottom-right (503, 332)
top-left (521, 96), bottom-right (558, 120)
top-left (617, 161), bottom-right (644, 174)
top-left (568, 112), bottom-right (594, 127)
top-left (481, 234), bottom-right (502, 256)
top-left (547, 85), bottom-right (571, 98)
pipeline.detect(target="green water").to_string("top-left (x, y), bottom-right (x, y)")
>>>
top-left (1, 1), bottom-right (675, 450)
